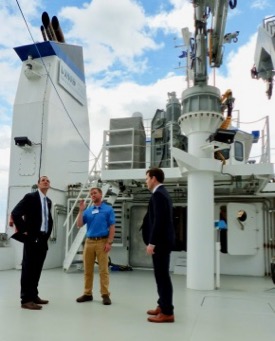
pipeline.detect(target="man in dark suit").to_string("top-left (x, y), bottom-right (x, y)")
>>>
top-left (141, 167), bottom-right (175, 323)
top-left (11, 176), bottom-right (53, 310)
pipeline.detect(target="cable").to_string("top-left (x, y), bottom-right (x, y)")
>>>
top-left (15, 0), bottom-right (96, 159)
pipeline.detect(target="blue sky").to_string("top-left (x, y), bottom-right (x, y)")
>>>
top-left (0, 0), bottom-right (275, 230)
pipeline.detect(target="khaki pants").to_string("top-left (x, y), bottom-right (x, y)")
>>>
top-left (83, 238), bottom-right (110, 296)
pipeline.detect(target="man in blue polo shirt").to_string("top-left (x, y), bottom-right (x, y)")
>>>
top-left (76, 187), bottom-right (115, 305)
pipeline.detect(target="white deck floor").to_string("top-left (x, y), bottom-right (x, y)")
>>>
top-left (1, 268), bottom-right (275, 341)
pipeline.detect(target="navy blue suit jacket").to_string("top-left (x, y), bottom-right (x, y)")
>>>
top-left (141, 185), bottom-right (175, 252)
top-left (11, 191), bottom-right (53, 242)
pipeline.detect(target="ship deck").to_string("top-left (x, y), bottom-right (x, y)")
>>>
top-left (1, 268), bottom-right (275, 341)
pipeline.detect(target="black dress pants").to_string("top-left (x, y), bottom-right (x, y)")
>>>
top-left (21, 237), bottom-right (47, 304)
top-left (152, 251), bottom-right (174, 315)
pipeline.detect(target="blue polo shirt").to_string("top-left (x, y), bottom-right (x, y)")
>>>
top-left (83, 202), bottom-right (115, 238)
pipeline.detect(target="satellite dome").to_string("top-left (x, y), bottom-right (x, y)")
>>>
top-left (132, 112), bottom-right (143, 118)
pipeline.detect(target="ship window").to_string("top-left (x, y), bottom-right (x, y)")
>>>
top-left (236, 209), bottom-right (247, 230)
top-left (237, 209), bottom-right (247, 222)
top-left (234, 141), bottom-right (244, 161)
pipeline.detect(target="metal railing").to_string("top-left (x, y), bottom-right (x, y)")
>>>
top-left (63, 148), bottom-right (103, 259)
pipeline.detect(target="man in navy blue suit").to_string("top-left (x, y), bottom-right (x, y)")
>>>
top-left (141, 167), bottom-right (175, 323)
top-left (11, 176), bottom-right (53, 310)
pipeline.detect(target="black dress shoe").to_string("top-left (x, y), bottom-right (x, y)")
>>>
top-left (21, 302), bottom-right (42, 310)
top-left (34, 297), bottom-right (49, 304)
top-left (76, 295), bottom-right (93, 303)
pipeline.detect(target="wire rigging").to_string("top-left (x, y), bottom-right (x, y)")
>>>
top-left (15, 0), bottom-right (96, 159)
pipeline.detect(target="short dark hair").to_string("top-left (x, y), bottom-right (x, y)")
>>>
top-left (38, 176), bottom-right (49, 183)
top-left (90, 187), bottom-right (102, 194)
top-left (146, 167), bottom-right (165, 183)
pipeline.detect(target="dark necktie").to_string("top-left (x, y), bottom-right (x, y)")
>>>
top-left (43, 197), bottom-right (48, 233)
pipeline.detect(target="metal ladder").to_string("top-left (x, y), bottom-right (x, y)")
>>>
top-left (62, 148), bottom-right (120, 271)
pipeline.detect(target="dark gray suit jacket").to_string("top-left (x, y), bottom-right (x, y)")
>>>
top-left (11, 191), bottom-right (53, 242)
top-left (141, 185), bottom-right (175, 252)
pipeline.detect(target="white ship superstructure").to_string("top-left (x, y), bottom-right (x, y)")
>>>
top-left (1, 12), bottom-right (90, 270)
top-left (1, 3), bottom-right (275, 290)
top-left (1, 3), bottom-right (275, 340)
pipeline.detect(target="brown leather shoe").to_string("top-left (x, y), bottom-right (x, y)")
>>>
top-left (147, 313), bottom-right (175, 323)
top-left (147, 306), bottom-right (161, 315)
top-left (76, 295), bottom-right (93, 303)
top-left (34, 297), bottom-right (49, 304)
top-left (102, 295), bottom-right (111, 305)
top-left (21, 302), bottom-right (42, 310)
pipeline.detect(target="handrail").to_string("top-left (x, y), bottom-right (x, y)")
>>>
top-left (64, 148), bottom-right (103, 257)
top-left (63, 147), bottom-right (103, 228)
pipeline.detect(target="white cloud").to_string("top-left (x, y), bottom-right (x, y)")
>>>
top-left (6, 0), bottom-right (43, 17)
top-left (147, 1), bottom-right (194, 36)
top-left (251, 0), bottom-right (270, 10)
top-left (0, 1), bottom-right (42, 48)
top-left (0, 125), bottom-right (11, 150)
top-left (0, 2), bottom-right (45, 113)
top-left (0, 0), bottom-right (275, 232)
top-left (59, 0), bottom-right (161, 75)
top-left (0, 62), bottom-right (22, 108)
